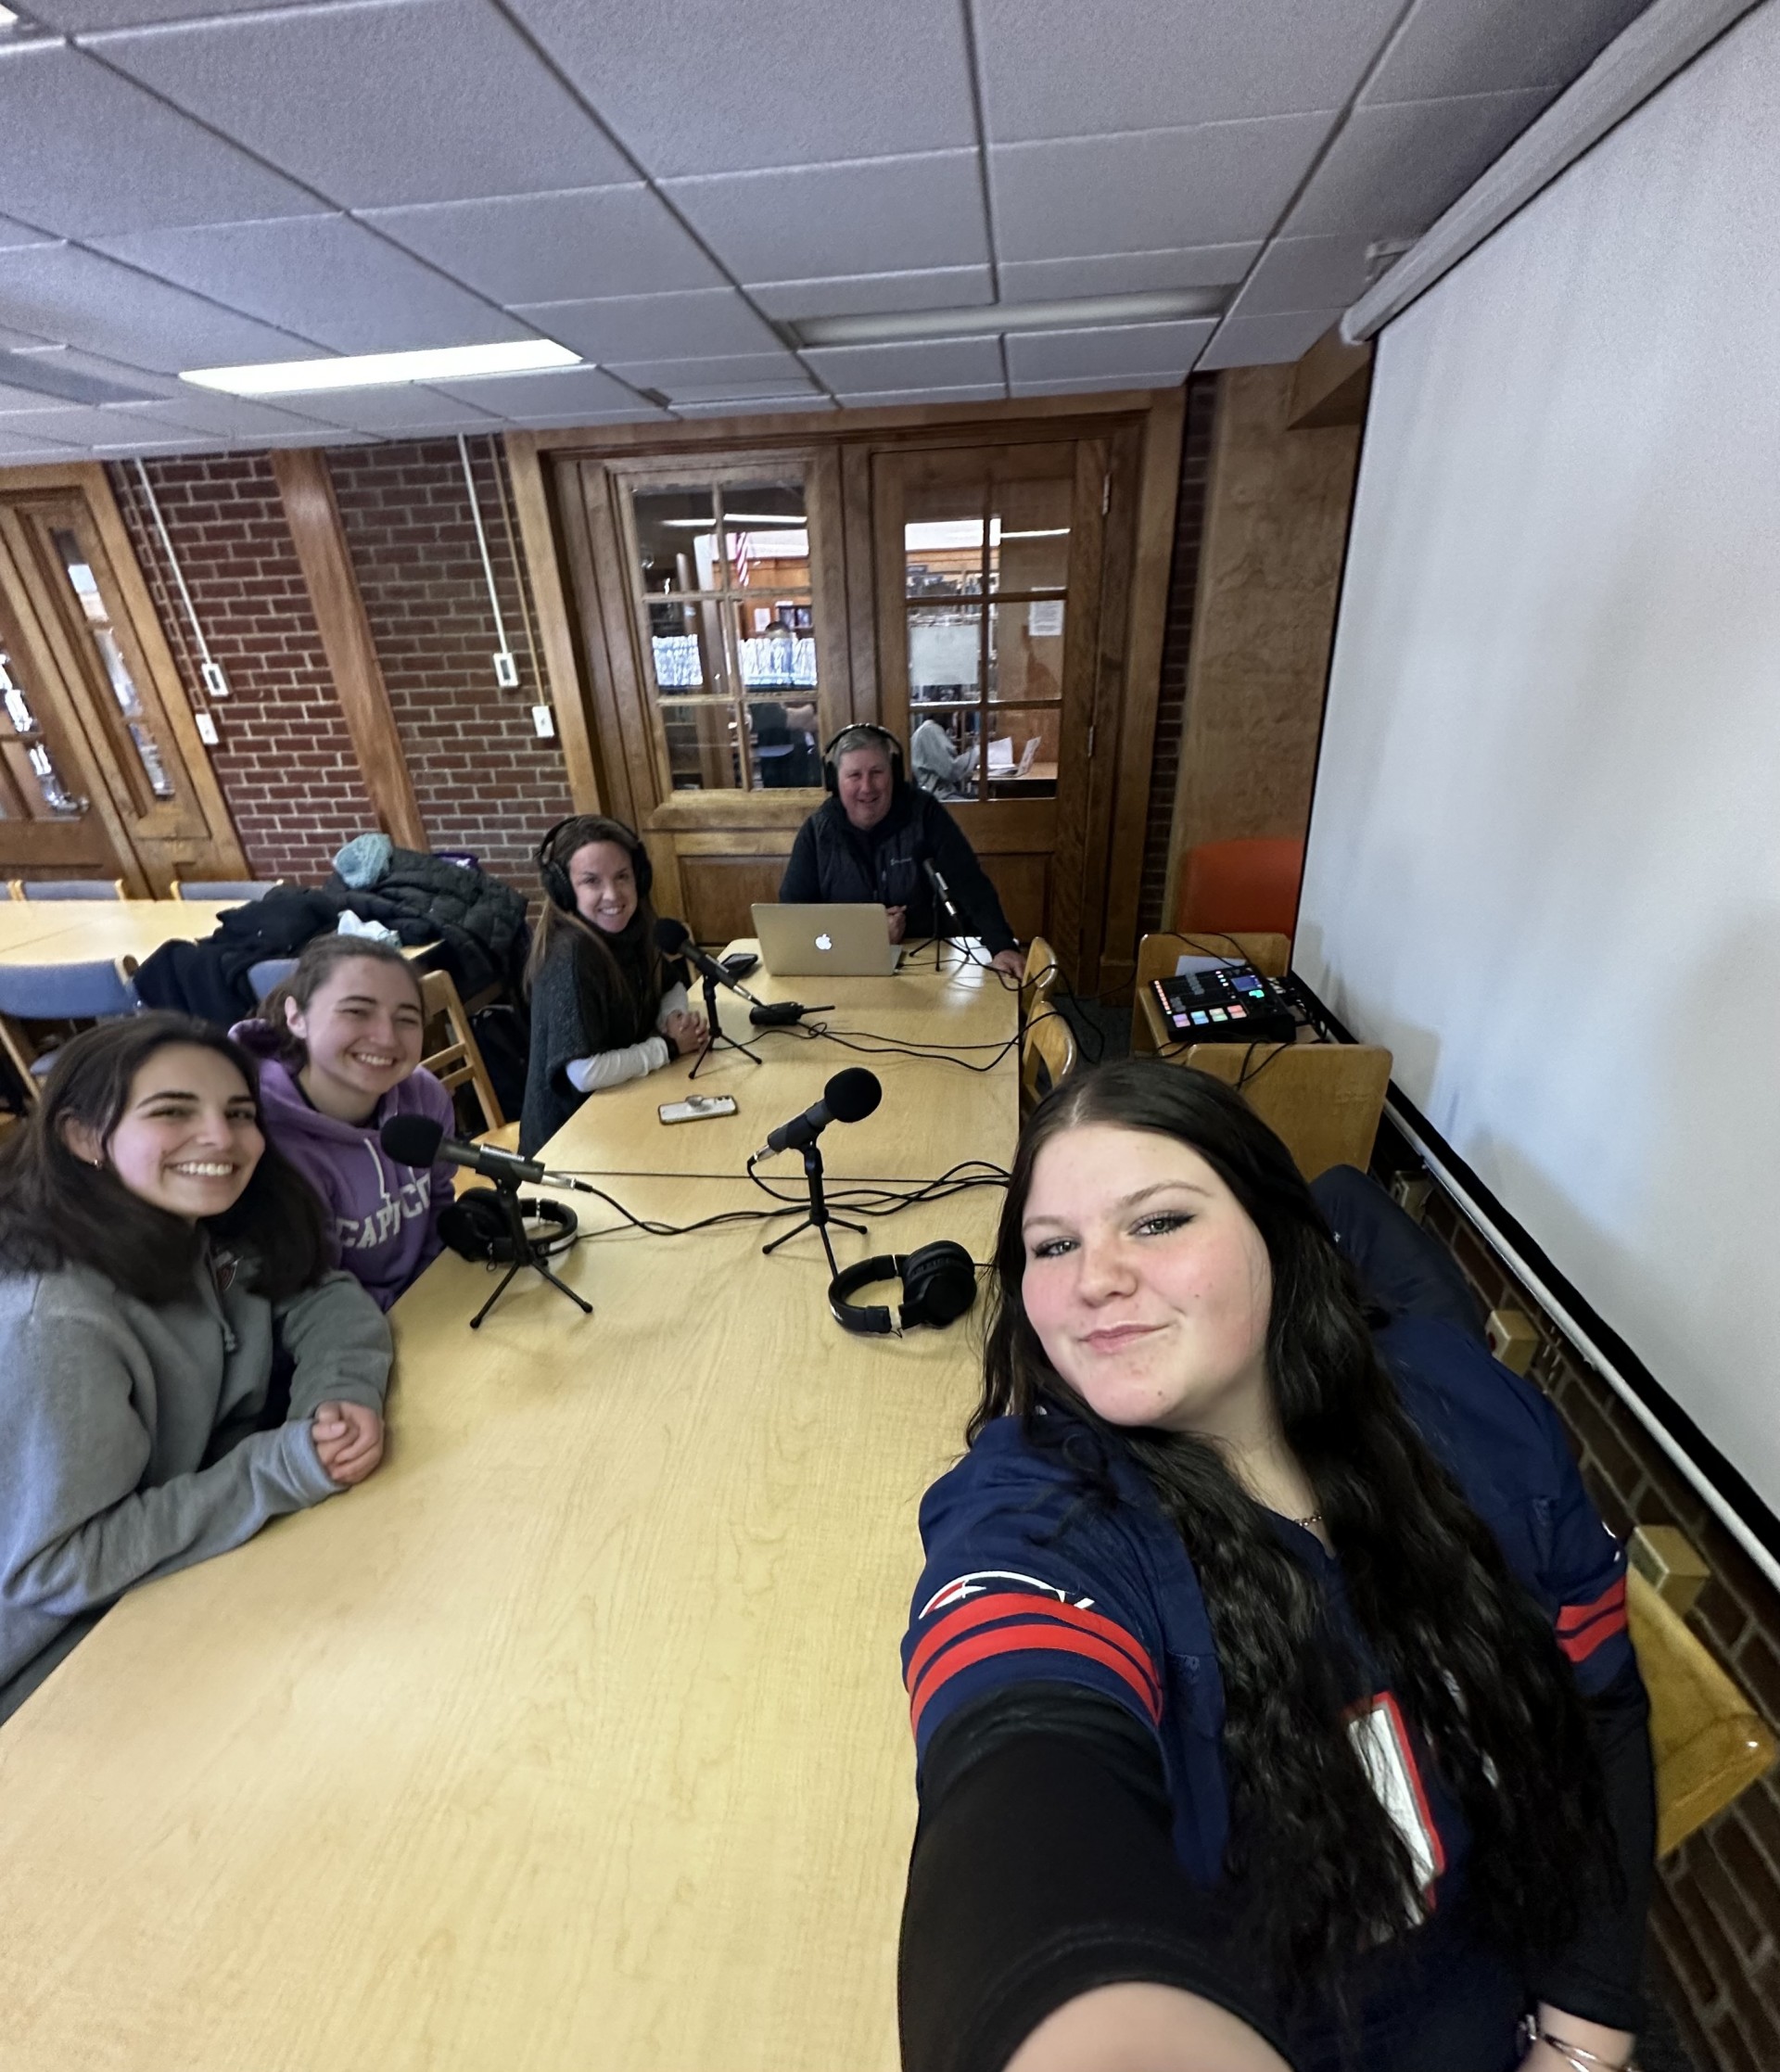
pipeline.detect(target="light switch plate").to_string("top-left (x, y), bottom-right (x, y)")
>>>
top-left (194, 710), bottom-right (220, 746)
top-left (494, 652), bottom-right (520, 689)
top-left (200, 660), bottom-right (230, 699)
top-left (531, 704), bottom-right (555, 738)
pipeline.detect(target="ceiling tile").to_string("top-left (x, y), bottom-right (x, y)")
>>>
top-left (507, 288), bottom-right (782, 363)
top-left (836, 385), bottom-right (1008, 408)
top-left (101, 391), bottom-right (340, 439)
top-left (1197, 308), bottom-right (1336, 368)
top-left (25, 0), bottom-right (320, 29)
top-left (364, 185), bottom-right (724, 306)
top-left (1005, 319), bottom-right (1215, 383)
top-left (0, 429), bottom-right (84, 458)
top-left (4, 342), bottom-right (183, 395)
top-left (0, 243), bottom-right (320, 371)
top-left (0, 213), bottom-right (58, 249)
top-left (0, 43), bottom-right (318, 238)
top-left (506, 0), bottom-right (975, 176)
top-left (90, 215), bottom-right (529, 354)
top-left (998, 244), bottom-right (1260, 301)
top-left (274, 383), bottom-right (502, 433)
top-left (748, 267), bottom-right (994, 322)
top-left (662, 153), bottom-right (988, 282)
top-left (991, 116), bottom-right (1333, 260)
top-left (1283, 89), bottom-right (1550, 236)
top-left (670, 395), bottom-right (836, 417)
top-left (1367, 0), bottom-right (1653, 105)
top-left (92, 435), bottom-right (265, 454)
top-left (0, 324), bottom-right (57, 350)
top-left (483, 405), bottom-right (668, 428)
top-left (0, 402), bottom-right (127, 441)
top-left (89, 0), bottom-right (632, 208)
top-left (1008, 374), bottom-right (1188, 397)
top-left (426, 365), bottom-right (645, 416)
top-left (800, 337), bottom-right (1003, 395)
top-left (604, 351), bottom-right (815, 404)
top-left (975, 0), bottom-right (1403, 141)
top-left (1224, 234), bottom-right (1373, 316)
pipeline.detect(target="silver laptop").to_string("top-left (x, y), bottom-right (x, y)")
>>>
top-left (751, 903), bottom-right (903, 977)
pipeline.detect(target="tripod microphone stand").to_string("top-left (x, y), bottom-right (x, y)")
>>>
top-left (468, 1172), bottom-right (591, 1329)
top-left (761, 1140), bottom-right (864, 1277)
top-left (689, 968), bottom-right (764, 1080)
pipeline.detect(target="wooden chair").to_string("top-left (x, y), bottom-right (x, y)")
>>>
top-left (1174, 1039), bottom-right (1392, 1180)
top-left (1020, 1002), bottom-right (1079, 1117)
top-left (1022, 933), bottom-right (1062, 1025)
top-left (172, 879), bottom-right (283, 902)
top-left (1629, 1569), bottom-right (1777, 1855)
top-left (419, 968), bottom-right (508, 1140)
top-left (8, 879), bottom-right (127, 901)
top-left (0, 957), bottom-right (139, 1103)
top-left (1131, 931), bottom-right (1292, 1055)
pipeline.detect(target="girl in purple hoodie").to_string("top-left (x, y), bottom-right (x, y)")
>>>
top-left (231, 935), bottom-right (455, 1311)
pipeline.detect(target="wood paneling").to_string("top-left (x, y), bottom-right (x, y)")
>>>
top-left (1162, 368), bottom-right (1361, 922)
top-left (504, 432), bottom-right (602, 814)
top-left (1288, 325), bottom-right (1374, 430)
top-left (271, 449), bottom-right (426, 850)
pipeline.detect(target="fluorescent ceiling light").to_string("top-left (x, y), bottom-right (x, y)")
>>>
top-left (793, 288), bottom-right (1224, 349)
top-left (181, 339), bottom-right (580, 397)
top-left (0, 6), bottom-right (19, 23)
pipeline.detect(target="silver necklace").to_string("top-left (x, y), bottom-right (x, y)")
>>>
top-left (1292, 1511), bottom-right (1324, 1529)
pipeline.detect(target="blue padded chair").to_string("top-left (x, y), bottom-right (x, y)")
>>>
top-left (248, 957), bottom-right (299, 1002)
top-left (0, 958), bottom-right (139, 1102)
top-left (9, 879), bottom-right (127, 900)
top-left (172, 880), bottom-right (282, 902)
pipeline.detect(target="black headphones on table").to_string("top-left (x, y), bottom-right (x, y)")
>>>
top-left (537, 815), bottom-right (654, 912)
top-left (438, 1189), bottom-right (579, 1264)
top-left (821, 723), bottom-right (905, 795)
top-left (828, 1239), bottom-right (978, 1336)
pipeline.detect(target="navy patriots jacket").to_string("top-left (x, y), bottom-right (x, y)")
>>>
top-left (902, 1316), bottom-right (1633, 1902)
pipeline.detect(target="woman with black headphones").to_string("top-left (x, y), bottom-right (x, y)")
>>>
top-left (519, 816), bottom-right (705, 1158)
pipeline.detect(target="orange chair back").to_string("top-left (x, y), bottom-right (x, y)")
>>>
top-left (1176, 838), bottom-right (1305, 937)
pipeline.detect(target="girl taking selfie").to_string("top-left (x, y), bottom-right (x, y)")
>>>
top-left (899, 1061), bottom-right (1650, 2072)
top-left (0, 1015), bottom-right (392, 1722)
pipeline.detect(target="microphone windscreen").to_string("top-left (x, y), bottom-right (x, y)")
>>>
top-left (825, 1067), bottom-right (883, 1124)
top-left (380, 1112), bottom-right (446, 1166)
top-left (655, 917), bottom-right (692, 954)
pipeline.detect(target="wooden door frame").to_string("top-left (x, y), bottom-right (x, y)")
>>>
top-left (0, 462), bottom-right (249, 890)
top-left (508, 389), bottom-right (1184, 973)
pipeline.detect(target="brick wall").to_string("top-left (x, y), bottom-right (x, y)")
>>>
top-left (328, 438), bottom-right (569, 892)
top-left (1392, 1138), bottom-right (1780, 2072)
top-left (1138, 375), bottom-right (1218, 934)
top-left (113, 454), bottom-right (375, 884)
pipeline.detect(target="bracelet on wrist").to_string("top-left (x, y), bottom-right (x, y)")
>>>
top-left (1519, 2014), bottom-right (1637, 2072)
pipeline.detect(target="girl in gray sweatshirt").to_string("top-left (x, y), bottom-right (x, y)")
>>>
top-left (0, 1012), bottom-right (393, 1723)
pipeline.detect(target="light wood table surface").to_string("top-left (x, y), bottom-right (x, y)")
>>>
top-left (553, 937), bottom-right (1021, 1181)
top-left (0, 898), bottom-right (234, 966)
top-left (0, 963), bottom-right (1018, 2071)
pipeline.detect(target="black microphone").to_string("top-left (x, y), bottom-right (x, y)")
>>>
top-left (755, 1067), bottom-right (882, 1160)
top-left (655, 916), bottom-right (768, 1005)
top-left (379, 1114), bottom-right (598, 1195)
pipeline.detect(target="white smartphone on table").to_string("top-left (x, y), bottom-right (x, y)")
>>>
top-left (658, 1095), bottom-right (739, 1125)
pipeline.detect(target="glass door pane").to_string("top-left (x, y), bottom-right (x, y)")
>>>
top-left (625, 472), bottom-right (824, 793)
top-left (50, 527), bottom-right (177, 806)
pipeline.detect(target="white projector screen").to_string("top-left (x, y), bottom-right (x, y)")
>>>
top-left (1298, 4), bottom-right (1780, 1531)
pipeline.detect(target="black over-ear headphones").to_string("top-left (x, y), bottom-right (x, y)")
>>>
top-left (438, 1189), bottom-right (579, 1263)
top-left (537, 815), bottom-right (654, 913)
top-left (828, 1239), bottom-right (978, 1336)
top-left (821, 723), bottom-right (905, 796)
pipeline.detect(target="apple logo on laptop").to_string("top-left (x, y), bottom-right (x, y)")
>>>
top-left (815, 932), bottom-right (833, 951)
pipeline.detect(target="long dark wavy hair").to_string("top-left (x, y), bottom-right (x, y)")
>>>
top-left (523, 814), bottom-right (668, 1047)
top-left (0, 1013), bottom-right (332, 1304)
top-left (978, 1059), bottom-right (1615, 1998)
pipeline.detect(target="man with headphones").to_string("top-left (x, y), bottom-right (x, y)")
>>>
top-left (779, 724), bottom-right (1026, 978)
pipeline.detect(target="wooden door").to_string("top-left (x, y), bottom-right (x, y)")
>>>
top-left (872, 439), bottom-right (1107, 976)
top-left (0, 466), bottom-right (247, 892)
top-left (556, 447), bottom-right (852, 939)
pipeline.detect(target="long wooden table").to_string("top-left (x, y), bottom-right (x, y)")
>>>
top-left (0, 898), bottom-right (234, 965)
top-left (0, 958), bottom-right (1019, 2071)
